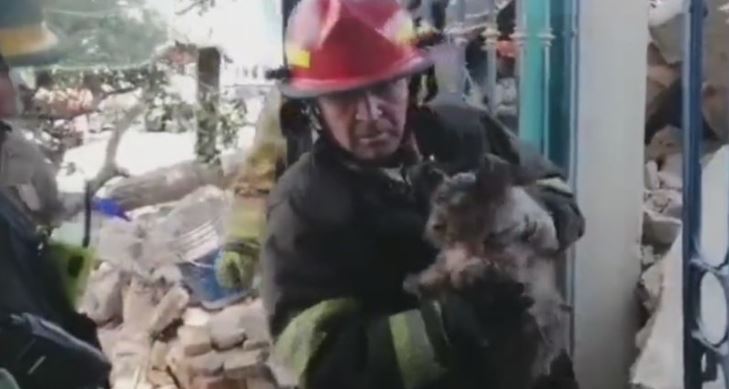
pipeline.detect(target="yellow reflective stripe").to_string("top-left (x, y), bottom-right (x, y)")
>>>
top-left (0, 369), bottom-right (20, 389)
top-left (0, 23), bottom-right (59, 57)
top-left (536, 177), bottom-right (573, 195)
top-left (389, 311), bottom-right (447, 389)
top-left (227, 195), bottom-right (266, 244)
top-left (274, 298), bottom-right (359, 381)
top-left (47, 241), bottom-right (96, 307)
top-left (285, 44), bottom-right (311, 69)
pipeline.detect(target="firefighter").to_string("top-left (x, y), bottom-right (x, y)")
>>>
top-left (260, 0), bottom-right (585, 388)
top-left (215, 0), bottom-right (522, 291)
top-left (216, 87), bottom-right (287, 289)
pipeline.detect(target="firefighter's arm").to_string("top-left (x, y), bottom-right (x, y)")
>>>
top-left (261, 198), bottom-right (515, 389)
top-left (217, 104), bottom-right (287, 289)
top-left (480, 113), bottom-right (586, 250)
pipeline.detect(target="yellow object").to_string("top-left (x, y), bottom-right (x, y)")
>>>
top-left (285, 44), bottom-right (311, 69)
top-left (46, 241), bottom-right (96, 307)
top-left (0, 23), bottom-right (62, 66)
top-left (219, 89), bottom-right (287, 288)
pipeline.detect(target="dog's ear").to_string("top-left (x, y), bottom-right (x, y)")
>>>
top-left (408, 161), bottom-right (449, 198)
top-left (475, 154), bottom-right (514, 199)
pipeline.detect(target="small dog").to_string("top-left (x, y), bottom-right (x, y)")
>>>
top-left (405, 154), bottom-right (574, 389)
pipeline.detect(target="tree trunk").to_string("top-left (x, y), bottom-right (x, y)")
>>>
top-left (106, 152), bottom-right (245, 211)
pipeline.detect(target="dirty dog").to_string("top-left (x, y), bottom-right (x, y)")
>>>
top-left (405, 154), bottom-right (576, 389)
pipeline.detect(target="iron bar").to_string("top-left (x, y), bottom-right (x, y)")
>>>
top-left (681, 0), bottom-right (708, 387)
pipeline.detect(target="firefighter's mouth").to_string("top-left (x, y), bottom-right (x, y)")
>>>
top-left (359, 131), bottom-right (390, 144)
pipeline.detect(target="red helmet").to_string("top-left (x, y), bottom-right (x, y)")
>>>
top-left (281, 0), bottom-right (432, 98)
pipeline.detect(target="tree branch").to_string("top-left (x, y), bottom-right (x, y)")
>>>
top-left (60, 101), bottom-right (145, 219)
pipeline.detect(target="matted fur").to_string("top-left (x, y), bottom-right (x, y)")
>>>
top-left (405, 154), bottom-right (572, 388)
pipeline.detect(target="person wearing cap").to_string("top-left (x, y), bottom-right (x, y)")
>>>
top-left (257, 1), bottom-right (584, 388)
top-left (0, 51), bottom-right (109, 388)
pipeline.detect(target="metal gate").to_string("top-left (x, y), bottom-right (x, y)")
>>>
top-left (682, 0), bottom-right (729, 387)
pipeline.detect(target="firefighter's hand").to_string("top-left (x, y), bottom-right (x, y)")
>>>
top-left (437, 269), bottom-right (536, 383)
top-left (214, 250), bottom-right (255, 289)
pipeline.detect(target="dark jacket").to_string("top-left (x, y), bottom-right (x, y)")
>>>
top-left (261, 101), bottom-right (585, 389)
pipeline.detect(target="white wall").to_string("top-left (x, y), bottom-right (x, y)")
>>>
top-left (572, 1), bottom-right (648, 388)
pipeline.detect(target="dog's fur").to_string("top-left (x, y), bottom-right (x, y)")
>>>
top-left (405, 154), bottom-right (573, 388)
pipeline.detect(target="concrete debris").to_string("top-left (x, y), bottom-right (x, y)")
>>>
top-left (180, 325), bottom-right (214, 357)
top-left (184, 307), bottom-right (213, 327)
top-left (638, 260), bottom-right (664, 314)
top-left (247, 377), bottom-right (277, 389)
top-left (187, 351), bottom-right (225, 376)
top-left (149, 286), bottom-right (190, 336)
top-left (209, 308), bottom-right (248, 350)
top-left (147, 369), bottom-right (176, 387)
top-left (644, 160), bottom-right (660, 190)
top-left (80, 263), bottom-right (127, 324)
top-left (122, 278), bottom-right (159, 334)
top-left (643, 207), bottom-right (682, 246)
top-left (190, 375), bottom-right (236, 389)
top-left (243, 339), bottom-right (270, 351)
top-left (645, 189), bottom-right (682, 219)
top-left (659, 153), bottom-right (682, 178)
top-left (150, 341), bottom-right (171, 371)
top-left (235, 299), bottom-right (272, 344)
top-left (645, 126), bottom-right (681, 162)
top-left (87, 263), bottom-right (284, 389)
top-left (223, 349), bottom-right (267, 380)
top-left (110, 336), bottom-right (151, 385)
top-left (640, 245), bottom-right (659, 269)
top-left (632, 147), bottom-right (729, 389)
top-left (657, 171), bottom-right (682, 190)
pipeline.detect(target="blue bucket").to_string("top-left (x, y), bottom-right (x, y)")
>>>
top-left (178, 249), bottom-right (251, 310)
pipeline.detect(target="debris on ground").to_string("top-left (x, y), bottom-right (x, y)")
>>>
top-left (631, 143), bottom-right (728, 389)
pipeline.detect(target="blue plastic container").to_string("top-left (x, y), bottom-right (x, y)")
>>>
top-left (178, 249), bottom-right (251, 310)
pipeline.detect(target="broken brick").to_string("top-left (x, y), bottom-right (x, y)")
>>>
top-left (191, 375), bottom-right (239, 389)
top-left (180, 325), bottom-right (213, 356)
top-left (246, 377), bottom-right (276, 389)
top-left (242, 339), bottom-right (268, 351)
top-left (187, 351), bottom-right (225, 377)
top-left (166, 342), bottom-right (193, 388)
top-left (146, 369), bottom-right (175, 387)
top-left (150, 341), bottom-right (170, 371)
top-left (149, 286), bottom-right (190, 336)
top-left (224, 349), bottom-right (266, 380)
top-left (209, 310), bottom-right (247, 350)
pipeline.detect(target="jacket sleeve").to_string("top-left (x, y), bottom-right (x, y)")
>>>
top-left (479, 113), bottom-right (585, 249)
top-left (261, 197), bottom-right (453, 389)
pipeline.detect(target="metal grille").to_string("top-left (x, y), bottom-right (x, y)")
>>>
top-left (682, 0), bottom-right (729, 387)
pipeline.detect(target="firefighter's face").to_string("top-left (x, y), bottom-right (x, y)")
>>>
top-left (0, 73), bottom-right (17, 118)
top-left (318, 78), bottom-right (409, 161)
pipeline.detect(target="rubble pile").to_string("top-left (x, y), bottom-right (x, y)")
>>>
top-left (632, 128), bottom-right (725, 389)
top-left (84, 270), bottom-right (295, 389)
top-left (637, 126), bottom-right (685, 333)
top-left (79, 186), bottom-right (297, 389)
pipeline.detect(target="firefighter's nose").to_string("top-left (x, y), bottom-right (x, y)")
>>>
top-left (355, 92), bottom-right (383, 121)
